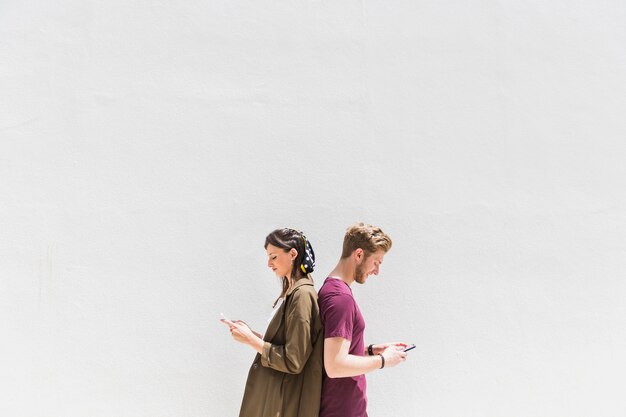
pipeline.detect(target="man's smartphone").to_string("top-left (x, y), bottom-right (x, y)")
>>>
top-left (403, 344), bottom-right (416, 352)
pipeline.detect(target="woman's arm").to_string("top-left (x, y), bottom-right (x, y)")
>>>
top-left (260, 288), bottom-right (316, 374)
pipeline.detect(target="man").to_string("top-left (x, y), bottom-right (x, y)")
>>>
top-left (318, 222), bottom-right (408, 417)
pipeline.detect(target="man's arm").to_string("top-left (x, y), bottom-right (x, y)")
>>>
top-left (363, 342), bottom-right (407, 356)
top-left (324, 337), bottom-right (407, 378)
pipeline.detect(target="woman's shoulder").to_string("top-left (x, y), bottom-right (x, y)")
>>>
top-left (288, 278), bottom-right (317, 300)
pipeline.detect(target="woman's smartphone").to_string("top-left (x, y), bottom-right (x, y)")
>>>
top-left (403, 344), bottom-right (416, 352)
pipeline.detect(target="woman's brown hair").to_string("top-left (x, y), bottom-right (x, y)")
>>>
top-left (265, 228), bottom-right (313, 306)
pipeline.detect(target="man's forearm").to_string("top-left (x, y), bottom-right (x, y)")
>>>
top-left (325, 353), bottom-right (383, 378)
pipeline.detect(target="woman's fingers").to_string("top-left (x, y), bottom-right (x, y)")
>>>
top-left (220, 318), bottom-right (237, 329)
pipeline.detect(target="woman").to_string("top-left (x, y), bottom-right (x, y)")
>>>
top-left (221, 228), bottom-right (323, 417)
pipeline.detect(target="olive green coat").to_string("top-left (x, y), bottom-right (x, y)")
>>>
top-left (238, 278), bottom-right (323, 417)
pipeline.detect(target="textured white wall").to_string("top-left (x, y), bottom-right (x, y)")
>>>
top-left (2, 1), bottom-right (626, 416)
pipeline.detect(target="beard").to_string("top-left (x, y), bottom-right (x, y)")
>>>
top-left (354, 264), bottom-right (368, 284)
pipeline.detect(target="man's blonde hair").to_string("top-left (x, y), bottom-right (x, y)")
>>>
top-left (341, 222), bottom-right (392, 259)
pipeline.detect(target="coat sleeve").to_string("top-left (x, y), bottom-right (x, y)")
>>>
top-left (260, 288), bottom-right (314, 374)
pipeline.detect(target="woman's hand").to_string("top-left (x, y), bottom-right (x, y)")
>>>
top-left (221, 319), bottom-right (264, 353)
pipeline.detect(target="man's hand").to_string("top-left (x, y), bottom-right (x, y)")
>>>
top-left (370, 342), bottom-right (407, 356)
top-left (380, 344), bottom-right (407, 368)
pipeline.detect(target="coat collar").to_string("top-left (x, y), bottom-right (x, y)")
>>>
top-left (286, 277), bottom-right (314, 295)
top-left (264, 277), bottom-right (313, 341)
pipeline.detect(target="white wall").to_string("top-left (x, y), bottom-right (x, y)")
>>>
top-left (2, 1), bottom-right (626, 416)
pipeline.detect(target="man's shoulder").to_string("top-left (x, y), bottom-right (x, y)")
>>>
top-left (318, 279), bottom-right (358, 315)
top-left (319, 278), bottom-right (352, 298)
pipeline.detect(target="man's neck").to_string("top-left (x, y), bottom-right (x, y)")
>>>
top-left (328, 259), bottom-right (355, 286)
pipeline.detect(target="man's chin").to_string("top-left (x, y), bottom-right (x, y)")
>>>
top-left (355, 275), bottom-right (368, 284)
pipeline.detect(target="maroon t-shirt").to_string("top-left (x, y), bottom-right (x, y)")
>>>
top-left (318, 277), bottom-right (368, 417)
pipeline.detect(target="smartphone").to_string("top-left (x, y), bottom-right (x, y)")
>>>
top-left (403, 344), bottom-right (416, 352)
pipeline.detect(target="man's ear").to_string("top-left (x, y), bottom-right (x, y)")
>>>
top-left (354, 248), bottom-right (364, 261)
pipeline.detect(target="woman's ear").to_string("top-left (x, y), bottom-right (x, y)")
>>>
top-left (290, 248), bottom-right (298, 260)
